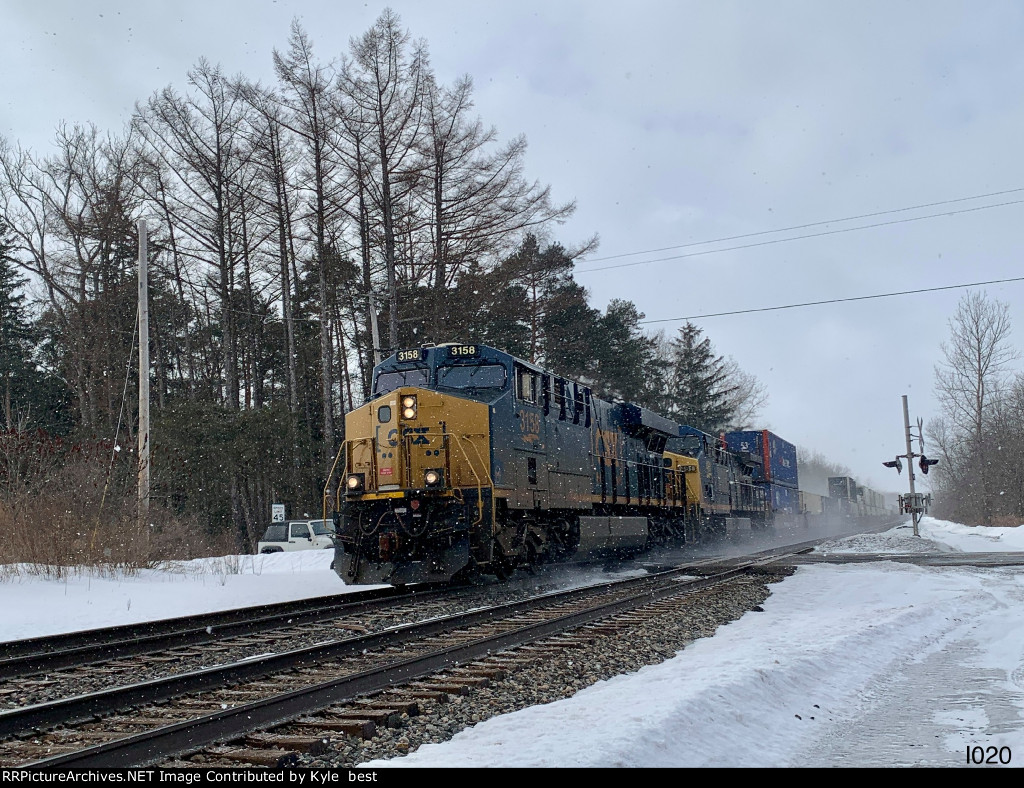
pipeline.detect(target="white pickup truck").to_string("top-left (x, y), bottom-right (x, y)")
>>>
top-left (257, 519), bottom-right (336, 553)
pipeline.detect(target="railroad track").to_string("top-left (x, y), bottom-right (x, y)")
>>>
top-left (0, 584), bottom-right (423, 682)
top-left (4, 524), bottom-right (901, 768)
top-left (2, 540), bottom-right (825, 769)
top-left (3, 577), bottom-right (642, 718)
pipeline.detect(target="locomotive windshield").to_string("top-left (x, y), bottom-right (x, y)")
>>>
top-left (437, 364), bottom-right (507, 391)
top-left (374, 368), bottom-right (429, 396)
top-left (678, 434), bottom-right (702, 456)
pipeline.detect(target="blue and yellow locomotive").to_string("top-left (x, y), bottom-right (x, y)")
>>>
top-left (327, 343), bottom-right (773, 585)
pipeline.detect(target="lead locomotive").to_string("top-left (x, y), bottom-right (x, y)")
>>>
top-left (328, 343), bottom-right (775, 585)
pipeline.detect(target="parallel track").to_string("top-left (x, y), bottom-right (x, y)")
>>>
top-left (12, 556), bottom-right (782, 768)
top-left (4, 523), bottom-right (901, 768)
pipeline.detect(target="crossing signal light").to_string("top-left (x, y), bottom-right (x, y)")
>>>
top-left (883, 458), bottom-right (903, 474)
top-left (919, 455), bottom-right (938, 474)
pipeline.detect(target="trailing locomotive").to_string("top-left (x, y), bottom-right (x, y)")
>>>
top-left (326, 343), bottom-right (777, 586)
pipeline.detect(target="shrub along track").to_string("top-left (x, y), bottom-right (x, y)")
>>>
top-left (1, 543), bottom-right (815, 769)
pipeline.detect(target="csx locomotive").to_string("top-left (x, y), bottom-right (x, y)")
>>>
top-left (326, 343), bottom-right (790, 586)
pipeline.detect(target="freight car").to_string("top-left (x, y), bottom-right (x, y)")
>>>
top-left (326, 343), bottom-right (776, 586)
top-left (827, 476), bottom-right (890, 517)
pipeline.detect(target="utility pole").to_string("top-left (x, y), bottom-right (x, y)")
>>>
top-left (882, 395), bottom-right (937, 536)
top-left (902, 395), bottom-right (919, 536)
top-left (138, 219), bottom-right (150, 529)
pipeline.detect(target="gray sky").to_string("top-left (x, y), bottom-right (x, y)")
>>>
top-left (4, 0), bottom-right (1022, 493)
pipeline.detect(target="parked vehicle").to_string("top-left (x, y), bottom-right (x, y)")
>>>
top-left (257, 519), bottom-right (336, 553)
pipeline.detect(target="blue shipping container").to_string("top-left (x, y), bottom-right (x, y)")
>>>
top-left (725, 430), bottom-right (799, 489)
top-left (766, 483), bottom-right (800, 514)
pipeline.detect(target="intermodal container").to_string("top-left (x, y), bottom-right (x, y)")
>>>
top-left (828, 476), bottom-right (858, 501)
top-left (725, 430), bottom-right (799, 489)
top-left (766, 483), bottom-right (800, 514)
top-left (799, 490), bottom-right (825, 515)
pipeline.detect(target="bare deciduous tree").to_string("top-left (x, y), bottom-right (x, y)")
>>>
top-left (932, 290), bottom-right (1018, 524)
top-left (340, 9), bottom-right (428, 351)
top-left (722, 358), bottom-right (768, 431)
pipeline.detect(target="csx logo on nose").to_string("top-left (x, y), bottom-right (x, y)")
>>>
top-left (404, 426), bottom-right (430, 445)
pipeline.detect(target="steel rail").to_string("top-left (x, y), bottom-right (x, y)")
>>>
top-left (27, 560), bottom-right (769, 768)
top-left (0, 584), bottom-right (470, 681)
top-left (0, 528), bottom-right (874, 742)
top-left (0, 558), bottom-right (707, 741)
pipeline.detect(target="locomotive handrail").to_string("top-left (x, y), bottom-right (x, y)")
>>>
top-left (322, 442), bottom-right (349, 523)
top-left (450, 432), bottom-right (489, 527)
top-left (462, 433), bottom-right (497, 531)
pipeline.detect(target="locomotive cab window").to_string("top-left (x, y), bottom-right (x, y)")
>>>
top-left (374, 368), bottom-right (429, 396)
top-left (437, 364), bottom-right (507, 391)
top-left (516, 366), bottom-right (538, 404)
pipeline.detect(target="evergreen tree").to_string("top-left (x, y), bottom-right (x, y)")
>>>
top-left (0, 221), bottom-right (71, 433)
top-left (0, 221), bottom-right (32, 428)
top-left (665, 321), bottom-right (735, 433)
top-left (593, 299), bottom-right (665, 407)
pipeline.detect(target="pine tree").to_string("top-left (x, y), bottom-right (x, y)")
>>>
top-left (665, 321), bottom-right (736, 433)
top-left (0, 221), bottom-right (47, 430)
top-left (593, 299), bottom-right (664, 406)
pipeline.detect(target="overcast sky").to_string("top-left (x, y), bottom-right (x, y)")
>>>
top-left (3, 0), bottom-right (1023, 493)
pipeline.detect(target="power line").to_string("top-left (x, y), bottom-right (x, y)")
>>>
top-left (640, 276), bottom-right (1024, 324)
top-left (575, 198), bottom-right (1024, 275)
top-left (576, 186), bottom-right (1024, 265)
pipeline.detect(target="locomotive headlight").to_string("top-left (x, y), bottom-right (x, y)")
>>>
top-left (401, 395), bottom-right (418, 420)
top-left (345, 473), bottom-right (365, 494)
top-left (424, 469), bottom-right (444, 488)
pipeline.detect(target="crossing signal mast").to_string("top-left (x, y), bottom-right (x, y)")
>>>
top-left (881, 395), bottom-right (936, 536)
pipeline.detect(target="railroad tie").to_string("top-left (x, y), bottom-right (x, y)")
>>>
top-left (216, 690), bottom-right (269, 700)
top-left (407, 681), bottom-right (472, 696)
top-left (245, 734), bottom-right (329, 755)
top-left (354, 699), bottom-right (421, 717)
top-left (333, 708), bottom-right (403, 728)
top-left (43, 730), bottom-right (118, 743)
top-left (292, 718), bottom-right (376, 740)
top-left (386, 689), bottom-right (449, 703)
top-left (208, 747), bottom-right (299, 768)
top-left (448, 666), bottom-right (506, 681)
top-left (102, 716), bottom-right (197, 727)
top-left (174, 698), bottom-right (233, 710)
top-left (514, 644), bottom-right (569, 654)
top-left (534, 638), bottom-right (587, 649)
top-left (439, 673), bottom-right (492, 687)
top-left (7, 742), bottom-right (78, 760)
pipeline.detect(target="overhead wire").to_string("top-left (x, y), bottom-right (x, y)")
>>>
top-left (639, 276), bottom-right (1024, 324)
top-left (575, 198), bottom-right (1024, 274)
top-left (576, 186), bottom-right (1024, 265)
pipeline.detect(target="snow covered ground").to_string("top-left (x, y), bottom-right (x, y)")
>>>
top-left (1, 516), bottom-right (1022, 767)
top-left (363, 517), bottom-right (1024, 768)
top-left (0, 550), bottom-right (363, 642)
